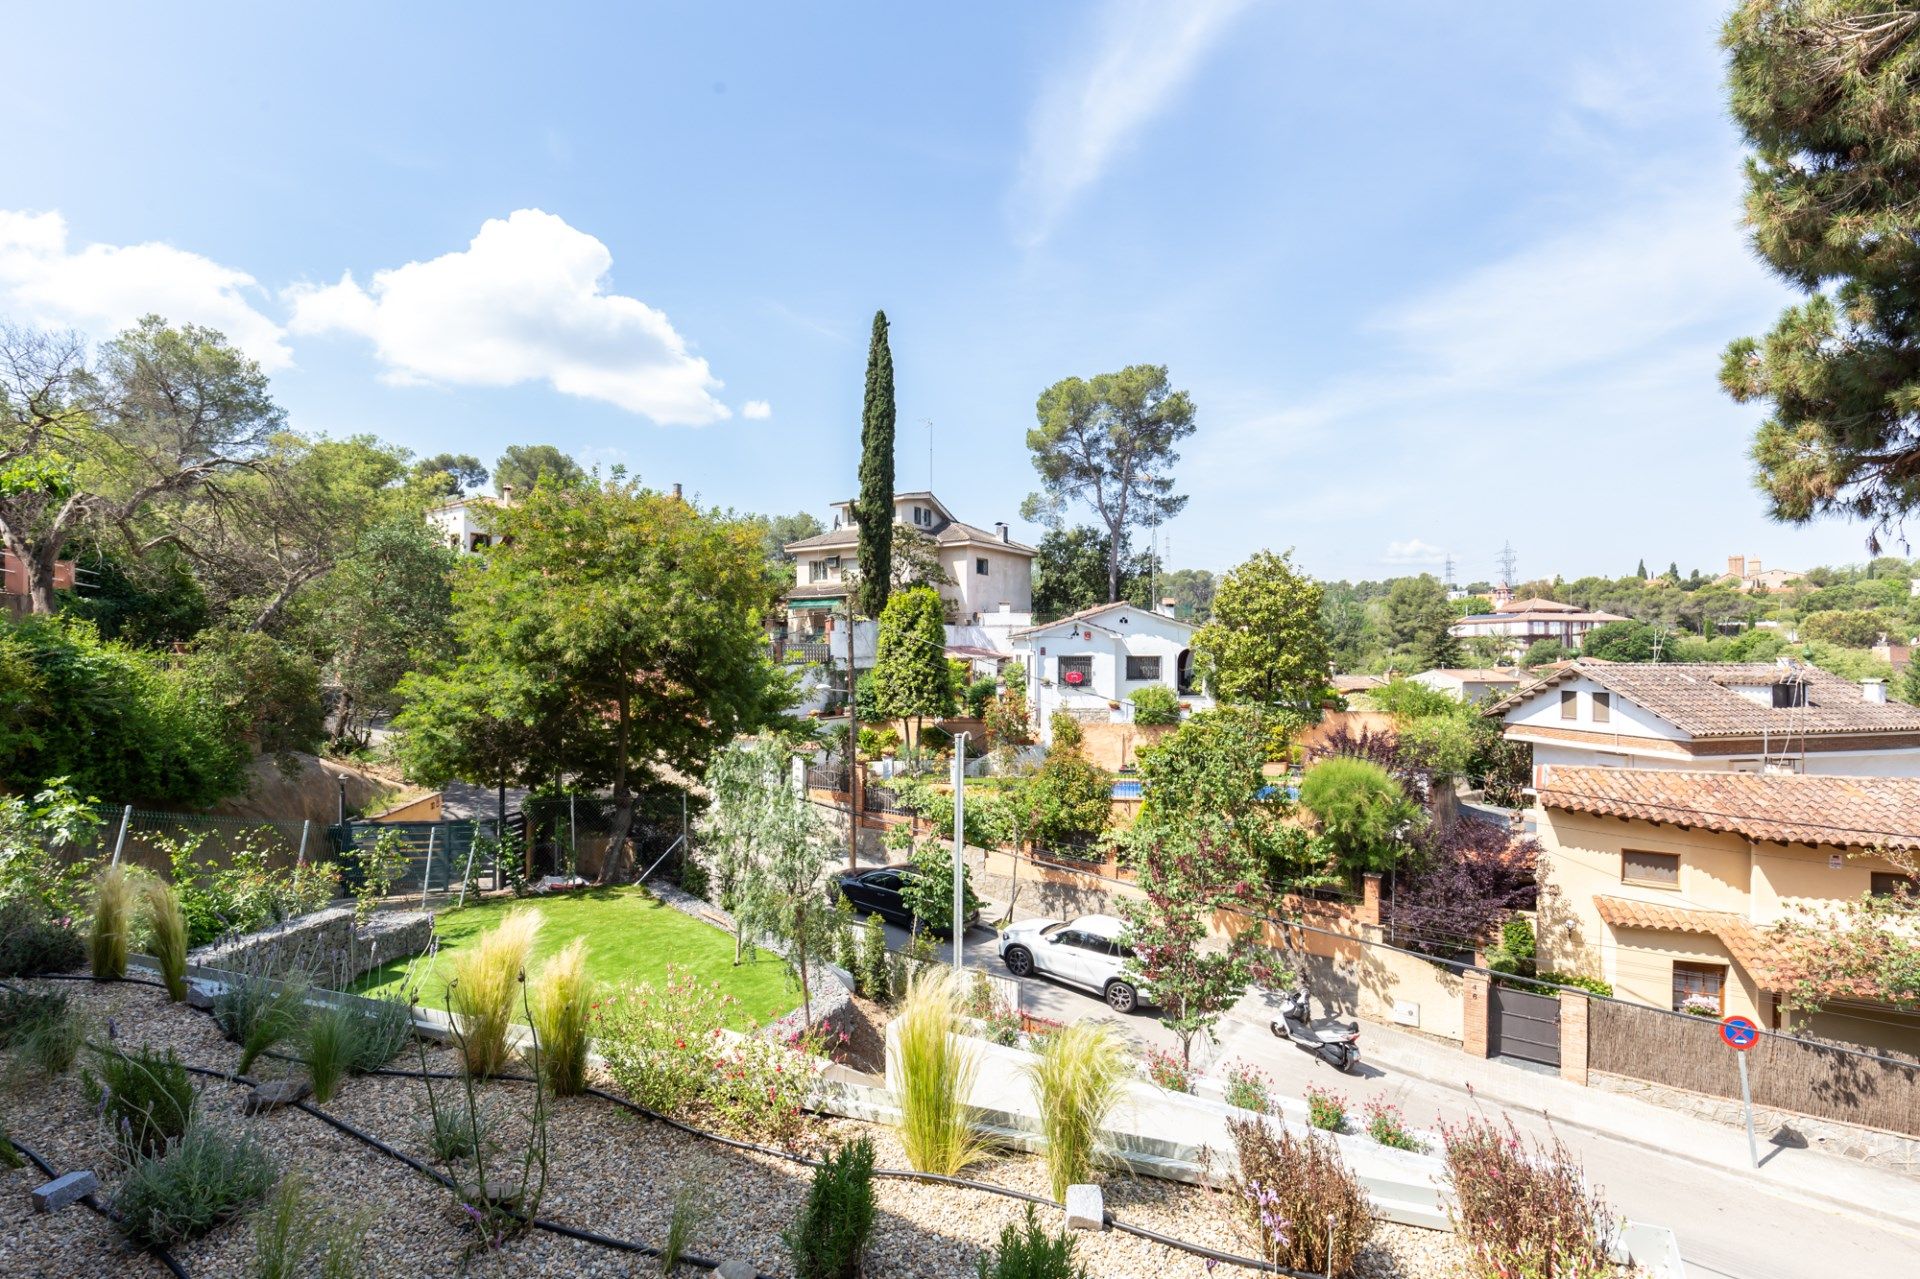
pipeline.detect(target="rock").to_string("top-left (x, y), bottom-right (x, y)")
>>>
top-left (1064, 1183), bottom-right (1104, 1231)
top-left (715, 1262), bottom-right (757, 1279)
top-left (31, 1170), bottom-right (98, 1213)
top-left (476, 1177), bottom-right (524, 1209)
top-left (185, 984), bottom-right (216, 1010)
top-left (241, 1078), bottom-right (311, 1114)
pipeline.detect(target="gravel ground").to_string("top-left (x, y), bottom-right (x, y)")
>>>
top-left (2, 976), bottom-right (1471, 1279)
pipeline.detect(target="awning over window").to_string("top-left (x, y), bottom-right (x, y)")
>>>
top-left (789, 596), bottom-right (843, 610)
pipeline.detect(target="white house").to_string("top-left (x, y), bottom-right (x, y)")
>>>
top-left (781, 490), bottom-right (1035, 632)
top-left (1010, 601), bottom-right (1212, 744)
top-left (1490, 658), bottom-right (1920, 786)
top-left (1450, 597), bottom-right (1627, 659)
top-left (425, 493), bottom-right (509, 554)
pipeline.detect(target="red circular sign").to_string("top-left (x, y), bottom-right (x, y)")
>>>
top-left (1064, 669), bottom-right (1084, 685)
top-left (1719, 1015), bottom-right (1759, 1050)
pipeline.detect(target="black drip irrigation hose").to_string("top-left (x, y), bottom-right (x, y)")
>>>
top-left (28, 972), bottom-right (1309, 1277)
top-left (8, 1136), bottom-right (192, 1279)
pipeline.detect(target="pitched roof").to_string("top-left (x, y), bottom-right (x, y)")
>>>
top-left (1012, 600), bottom-right (1195, 639)
top-left (1538, 767), bottom-right (1920, 851)
top-left (1418, 668), bottom-right (1521, 682)
top-left (1454, 608), bottom-right (1628, 625)
top-left (782, 516), bottom-right (1035, 556)
top-left (1498, 596), bottom-right (1581, 613)
top-left (1492, 659), bottom-right (1920, 738)
top-left (1592, 896), bottom-right (1788, 988)
top-left (1333, 674), bottom-right (1388, 693)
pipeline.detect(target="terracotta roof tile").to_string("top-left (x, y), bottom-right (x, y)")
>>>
top-left (1492, 659), bottom-right (1920, 738)
top-left (1540, 767), bottom-right (1920, 851)
top-left (1592, 895), bottom-right (1788, 988)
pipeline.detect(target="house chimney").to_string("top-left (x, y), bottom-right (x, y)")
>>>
top-left (995, 521), bottom-right (1010, 543)
top-left (501, 483), bottom-right (514, 503)
top-left (672, 482), bottom-right (683, 501)
top-left (1862, 678), bottom-right (1888, 704)
top-left (1726, 554), bottom-right (1744, 578)
top-left (1159, 597), bottom-right (1177, 617)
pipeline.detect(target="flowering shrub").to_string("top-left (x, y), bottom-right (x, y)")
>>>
top-left (595, 965), bottom-right (736, 1116)
top-left (1679, 995), bottom-right (1721, 1017)
top-left (1441, 1114), bottom-right (1619, 1279)
top-left (703, 1028), bottom-right (822, 1150)
top-left (158, 832), bottom-right (340, 945)
top-left (962, 972), bottom-right (1021, 1046)
top-left (1304, 1085), bottom-right (1348, 1132)
top-left (1222, 1060), bottom-right (1271, 1113)
top-left (1022, 1014), bottom-right (1066, 1051)
top-left (1142, 1046), bottom-right (1193, 1093)
top-left (1226, 1115), bottom-right (1373, 1273)
top-left (1362, 1098), bottom-right (1422, 1151)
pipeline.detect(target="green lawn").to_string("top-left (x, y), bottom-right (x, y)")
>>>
top-left (354, 885), bottom-right (795, 1030)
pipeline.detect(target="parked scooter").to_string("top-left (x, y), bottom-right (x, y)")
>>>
top-left (1270, 985), bottom-right (1362, 1074)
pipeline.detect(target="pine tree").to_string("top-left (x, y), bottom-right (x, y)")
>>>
top-left (856, 311), bottom-right (896, 618)
top-left (1721, 5), bottom-right (1920, 547)
top-left (1667, 561), bottom-right (1680, 581)
top-left (1636, 559), bottom-right (1648, 579)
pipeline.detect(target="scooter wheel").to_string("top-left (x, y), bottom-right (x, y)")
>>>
top-left (1269, 1020), bottom-right (1285, 1039)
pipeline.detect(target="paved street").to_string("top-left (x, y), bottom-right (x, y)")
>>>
top-left (877, 913), bottom-right (1920, 1279)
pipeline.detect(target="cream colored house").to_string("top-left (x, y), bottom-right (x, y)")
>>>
top-left (781, 491), bottom-right (1034, 631)
top-left (1534, 767), bottom-right (1920, 1055)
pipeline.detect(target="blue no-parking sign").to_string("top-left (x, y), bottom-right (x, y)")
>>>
top-left (1720, 1014), bottom-right (1760, 1050)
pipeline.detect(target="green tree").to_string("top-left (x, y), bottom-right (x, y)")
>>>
top-left (1024, 365), bottom-right (1195, 603)
top-left (177, 627), bottom-right (325, 762)
top-left (1383, 575), bottom-right (1461, 669)
top-left (751, 510), bottom-right (826, 563)
top-left (1636, 559), bottom-right (1648, 580)
top-left (1157, 567), bottom-right (1216, 622)
top-left (1299, 757), bottom-right (1415, 877)
top-left (316, 515), bottom-right (456, 746)
top-left (898, 837), bottom-right (982, 938)
top-left (1580, 619), bottom-right (1662, 662)
top-left (855, 311), bottom-right (896, 619)
top-left (1032, 526), bottom-right (1113, 621)
top-left (1191, 550), bottom-right (1330, 720)
top-left (872, 586), bottom-right (953, 752)
top-left (1, 318), bottom-right (283, 614)
top-left (412, 452), bottom-right (488, 497)
top-left (1800, 608), bottom-right (1885, 648)
top-left (1521, 638), bottom-right (1571, 666)
top-left (1720, 4), bottom-right (1920, 545)
top-left (492, 443), bottom-right (586, 495)
top-left (395, 479), bottom-right (791, 882)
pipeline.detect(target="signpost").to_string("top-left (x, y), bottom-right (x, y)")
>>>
top-left (1720, 1014), bottom-right (1761, 1168)
top-left (952, 732), bottom-right (967, 974)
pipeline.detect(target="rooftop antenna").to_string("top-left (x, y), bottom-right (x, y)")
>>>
top-left (1497, 540), bottom-right (1518, 590)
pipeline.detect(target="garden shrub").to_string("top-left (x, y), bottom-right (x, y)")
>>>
top-left (159, 833), bottom-right (340, 947)
top-left (1486, 917), bottom-right (1537, 981)
top-left (1142, 1046), bottom-right (1192, 1093)
top-left (1305, 1085), bottom-right (1348, 1132)
top-left (114, 1123), bottom-right (278, 1247)
top-left (962, 971), bottom-right (1020, 1046)
top-left (891, 969), bottom-right (988, 1176)
top-left (214, 971), bottom-right (312, 1074)
top-left (1227, 1115), bottom-right (1373, 1274)
top-left (705, 1030), bottom-right (821, 1149)
top-left (142, 878), bottom-right (189, 1001)
top-left (1299, 756), bottom-right (1416, 876)
top-left (1026, 1020), bottom-right (1127, 1201)
top-left (351, 828), bottom-right (411, 923)
top-left (597, 964), bottom-right (735, 1116)
top-left (0, 988), bottom-right (82, 1076)
top-left (85, 1043), bottom-right (197, 1159)
top-left (857, 912), bottom-right (891, 1002)
top-left (1128, 684), bottom-right (1181, 726)
top-left (1363, 1097), bottom-right (1423, 1151)
top-left (784, 1135), bottom-right (876, 1279)
top-left (0, 899), bottom-right (85, 977)
top-left (1538, 970), bottom-right (1613, 998)
top-left (530, 937), bottom-right (591, 1097)
top-left (975, 1205), bottom-right (1089, 1279)
top-left (448, 907), bottom-right (539, 1077)
top-left (1441, 1114), bottom-right (1619, 1279)
top-left (0, 779), bottom-right (103, 920)
top-left (1221, 1060), bottom-right (1271, 1113)
top-left (90, 864), bottom-right (138, 979)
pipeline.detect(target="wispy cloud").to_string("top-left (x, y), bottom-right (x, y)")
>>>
top-left (1008, 0), bottom-right (1257, 246)
top-left (742, 399), bottom-right (772, 419)
top-left (1383, 538), bottom-right (1448, 566)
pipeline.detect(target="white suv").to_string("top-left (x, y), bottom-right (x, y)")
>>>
top-left (996, 913), bottom-right (1148, 1013)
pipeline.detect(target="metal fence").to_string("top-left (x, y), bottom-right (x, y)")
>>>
top-left (73, 804), bottom-right (319, 878)
top-left (1589, 996), bottom-right (1920, 1137)
top-left (329, 819), bottom-right (502, 898)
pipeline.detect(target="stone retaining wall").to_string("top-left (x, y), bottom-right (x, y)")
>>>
top-left (189, 905), bottom-right (433, 984)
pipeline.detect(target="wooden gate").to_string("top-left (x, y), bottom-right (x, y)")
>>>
top-left (1490, 985), bottom-right (1561, 1067)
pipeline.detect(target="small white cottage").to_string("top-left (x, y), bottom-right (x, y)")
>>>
top-left (1011, 600), bottom-right (1212, 744)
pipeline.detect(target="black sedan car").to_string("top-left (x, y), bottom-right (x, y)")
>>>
top-left (833, 863), bottom-right (979, 937)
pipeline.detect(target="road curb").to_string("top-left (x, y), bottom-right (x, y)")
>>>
top-left (1355, 1038), bottom-right (1920, 1239)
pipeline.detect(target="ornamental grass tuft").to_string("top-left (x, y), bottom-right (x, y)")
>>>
top-left (889, 968), bottom-right (989, 1176)
top-left (89, 865), bottom-right (137, 980)
top-left (448, 908), bottom-right (540, 1077)
top-left (530, 937), bottom-right (591, 1097)
top-left (142, 878), bottom-right (190, 1001)
top-left (1025, 1019), bottom-right (1127, 1202)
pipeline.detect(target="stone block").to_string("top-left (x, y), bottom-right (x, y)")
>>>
top-left (715, 1262), bottom-right (757, 1279)
top-left (185, 984), bottom-right (216, 1010)
top-left (241, 1078), bottom-right (312, 1114)
top-left (1064, 1183), bottom-right (1104, 1231)
top-left (31, 1170), bottom-right (98, 1213)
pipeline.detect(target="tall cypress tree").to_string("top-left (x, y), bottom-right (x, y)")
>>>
top-left (855, 311), bottom-right (896, 618)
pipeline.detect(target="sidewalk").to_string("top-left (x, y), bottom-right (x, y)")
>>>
top-left (1216, 992), bottom-right (1920, 1235)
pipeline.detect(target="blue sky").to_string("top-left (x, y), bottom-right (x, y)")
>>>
top-left (0, 1), bottom-right (1884, 583)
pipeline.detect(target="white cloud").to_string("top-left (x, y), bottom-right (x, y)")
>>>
top-left (1009, 0), bottom-right (1255, 246)
top-left (1382, 538), bottom-right (1448, 566)
top-left (287, 209), bottom-right (731, 425)
top-left (741, 399), bottom-right (772, 420)
top-left (0, 210), bottom-right (291, 368)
